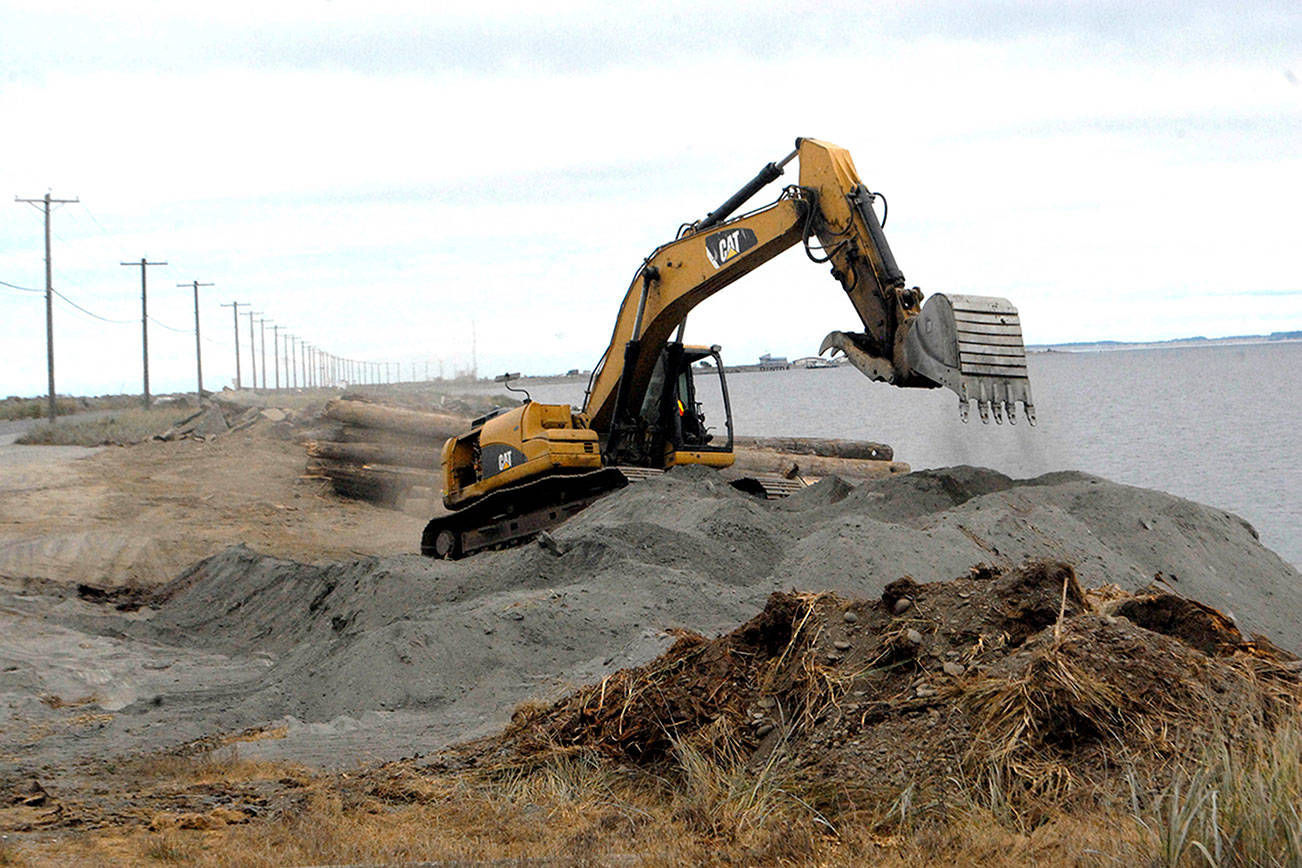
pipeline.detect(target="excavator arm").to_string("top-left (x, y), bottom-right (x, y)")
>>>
top-left (424, 136), bottom-right (1036, 558)
top-left (583, 194), bottom-right (809, 432)
top-left (583, 137), bottom-right (1035, 429)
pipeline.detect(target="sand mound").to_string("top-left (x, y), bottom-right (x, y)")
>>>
top-left (96, 465), bottom-right (1299, 766)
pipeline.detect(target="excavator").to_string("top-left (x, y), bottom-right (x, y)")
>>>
top-left (422, 137), bottom-right (1034, 559)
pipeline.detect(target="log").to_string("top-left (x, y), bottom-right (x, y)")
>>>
top-left (732, 436), bottom-right (893, 462)
top-left (307, 440), bottom-right (443, 471)
top-left (323, 399), bottom-right (469, 440)
top-left (337, 427), bottom-right (442, 450)
top-left (731, 448), bottom-right (909, 480)
top-left (307, 458), bottom-right (438, 505)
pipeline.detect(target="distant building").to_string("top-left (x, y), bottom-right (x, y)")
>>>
top-left (792, 356), bottom-right (836, 369)
top-left (758, 353), bottom-right (789, 370)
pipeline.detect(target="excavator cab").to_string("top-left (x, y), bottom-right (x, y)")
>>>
top-left (662, 343), bottom-right (734, 467)
top-left (624, 342), bottom-right (735, 469)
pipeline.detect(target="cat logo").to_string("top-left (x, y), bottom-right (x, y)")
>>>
top-left (480, 443), bottom-right (526, 478)
top-left (704, 227), bottom-right (758, 269)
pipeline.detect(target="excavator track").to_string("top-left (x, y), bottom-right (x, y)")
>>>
top-left (422, 468), bottom-right (631, 559)
top-left (422, 466), bottom-right (806, 559)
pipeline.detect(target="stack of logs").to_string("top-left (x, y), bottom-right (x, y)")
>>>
top-left (305, 398), bottom-right (909, 512)
top-left (730, 436), bottom-right (907, 480)
top-left (305, 399), bottom-right (465, 512)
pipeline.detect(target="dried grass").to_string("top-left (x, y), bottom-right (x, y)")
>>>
top-left (1131, 722), bottom-right (1302, 867)
top-left (15, 407), bottom-right (181, 446)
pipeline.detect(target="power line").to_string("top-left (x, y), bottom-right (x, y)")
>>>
top-left (79, 202), bottom-right (114, 237)
top-left (0, 278), bottom-right (42, 293)
top-left (148, 315), bottom-right (191, 333)
top-left (50, 287), bottom-right (134, 324)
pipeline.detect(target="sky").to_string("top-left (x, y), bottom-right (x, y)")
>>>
top-left (0, 0), bottom-right (1298, 397)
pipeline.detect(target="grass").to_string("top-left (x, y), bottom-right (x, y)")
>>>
top-left (3, 741), bottom-right (1155, 867)
top-left (15, 407), bottom-right (185, 446)
top-left (14, 729), bottom-right (1302, 867)
top-left (1133, 726), bottom-right (1302, 867)
top-left (0, 393), bottom-right (147, 421)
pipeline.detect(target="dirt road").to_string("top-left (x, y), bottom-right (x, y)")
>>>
top-left (0, 427), bottom-right (424, 588)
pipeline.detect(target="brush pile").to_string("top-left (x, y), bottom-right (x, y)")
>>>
top-left (436, 558), bottom-right (1302, 816)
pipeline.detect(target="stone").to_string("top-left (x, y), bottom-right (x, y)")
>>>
top-left (190, 404), bottom-right (230, 439)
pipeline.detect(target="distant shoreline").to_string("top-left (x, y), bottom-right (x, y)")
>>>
top-left (1029, 332), bottom-right (1302, 353)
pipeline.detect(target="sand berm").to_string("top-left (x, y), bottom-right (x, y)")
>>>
top-left (9, 463), bottom-right (1293, 774)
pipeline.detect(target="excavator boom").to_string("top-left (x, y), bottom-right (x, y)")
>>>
top-left (583, 137), bottom-right (1034, 429)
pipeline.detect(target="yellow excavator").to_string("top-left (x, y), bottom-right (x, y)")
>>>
top-left (422, 137), bottom-right (1034, 558)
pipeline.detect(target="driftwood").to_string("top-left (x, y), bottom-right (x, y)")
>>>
top-left (307, 440), bottom-right (443, 471)
top-left (323, 398), bottom-right (468, 440)
top-left (310, 399), bottom-right (463, 509)
top-left (306, 459), bottom-right (437, 504)
top-left (731, 448), bottom-right (908, 480)
top-left (732, 436), bottom-right (893, 462)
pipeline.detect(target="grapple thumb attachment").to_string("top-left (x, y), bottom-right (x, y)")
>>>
top-left (901, 293), bottom-right (1036, 425)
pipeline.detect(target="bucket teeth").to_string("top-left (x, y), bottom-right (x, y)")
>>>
top-left (903, 292), bottom-right (1037, 428)
top-left (959, 395), bottom-right (1030, 426)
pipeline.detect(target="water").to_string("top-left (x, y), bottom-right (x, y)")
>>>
top-left (478, 342), bottom-right (1302, 568)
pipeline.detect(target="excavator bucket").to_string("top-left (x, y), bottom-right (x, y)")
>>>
top-left (901, 293), bottom-right (1036, 425)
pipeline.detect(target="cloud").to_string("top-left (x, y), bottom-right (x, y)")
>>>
top-left (0, 1), bottom-right (1299, 395)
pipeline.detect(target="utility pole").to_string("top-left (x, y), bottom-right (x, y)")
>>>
top-left (177, 280), bottom-right (213, 403)
top-left (272, 325), bottom-right (282, 389)
top-left (289, 335), bottom-right (298, 389)
top-left (258, 318), bottom-right (271, 389)
top-left (16, 191), bottom-right (79, 422)
top-left (220, 301), bottom-right (246, 389)
top-left (247, 310), bottom-right (261, 391)
top-left (471, 319), bottom-right (478, 380)
top-left (120, 257), bottom-right (166, 409)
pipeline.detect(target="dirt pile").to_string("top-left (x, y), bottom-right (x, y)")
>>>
top-left (2, 465), bottom-right (1297, 781)
top-left (441, 559), bottom-right (1301, 814)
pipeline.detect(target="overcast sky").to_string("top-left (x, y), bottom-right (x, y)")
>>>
top-left (1, 0), bottom-right (1298, 397)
